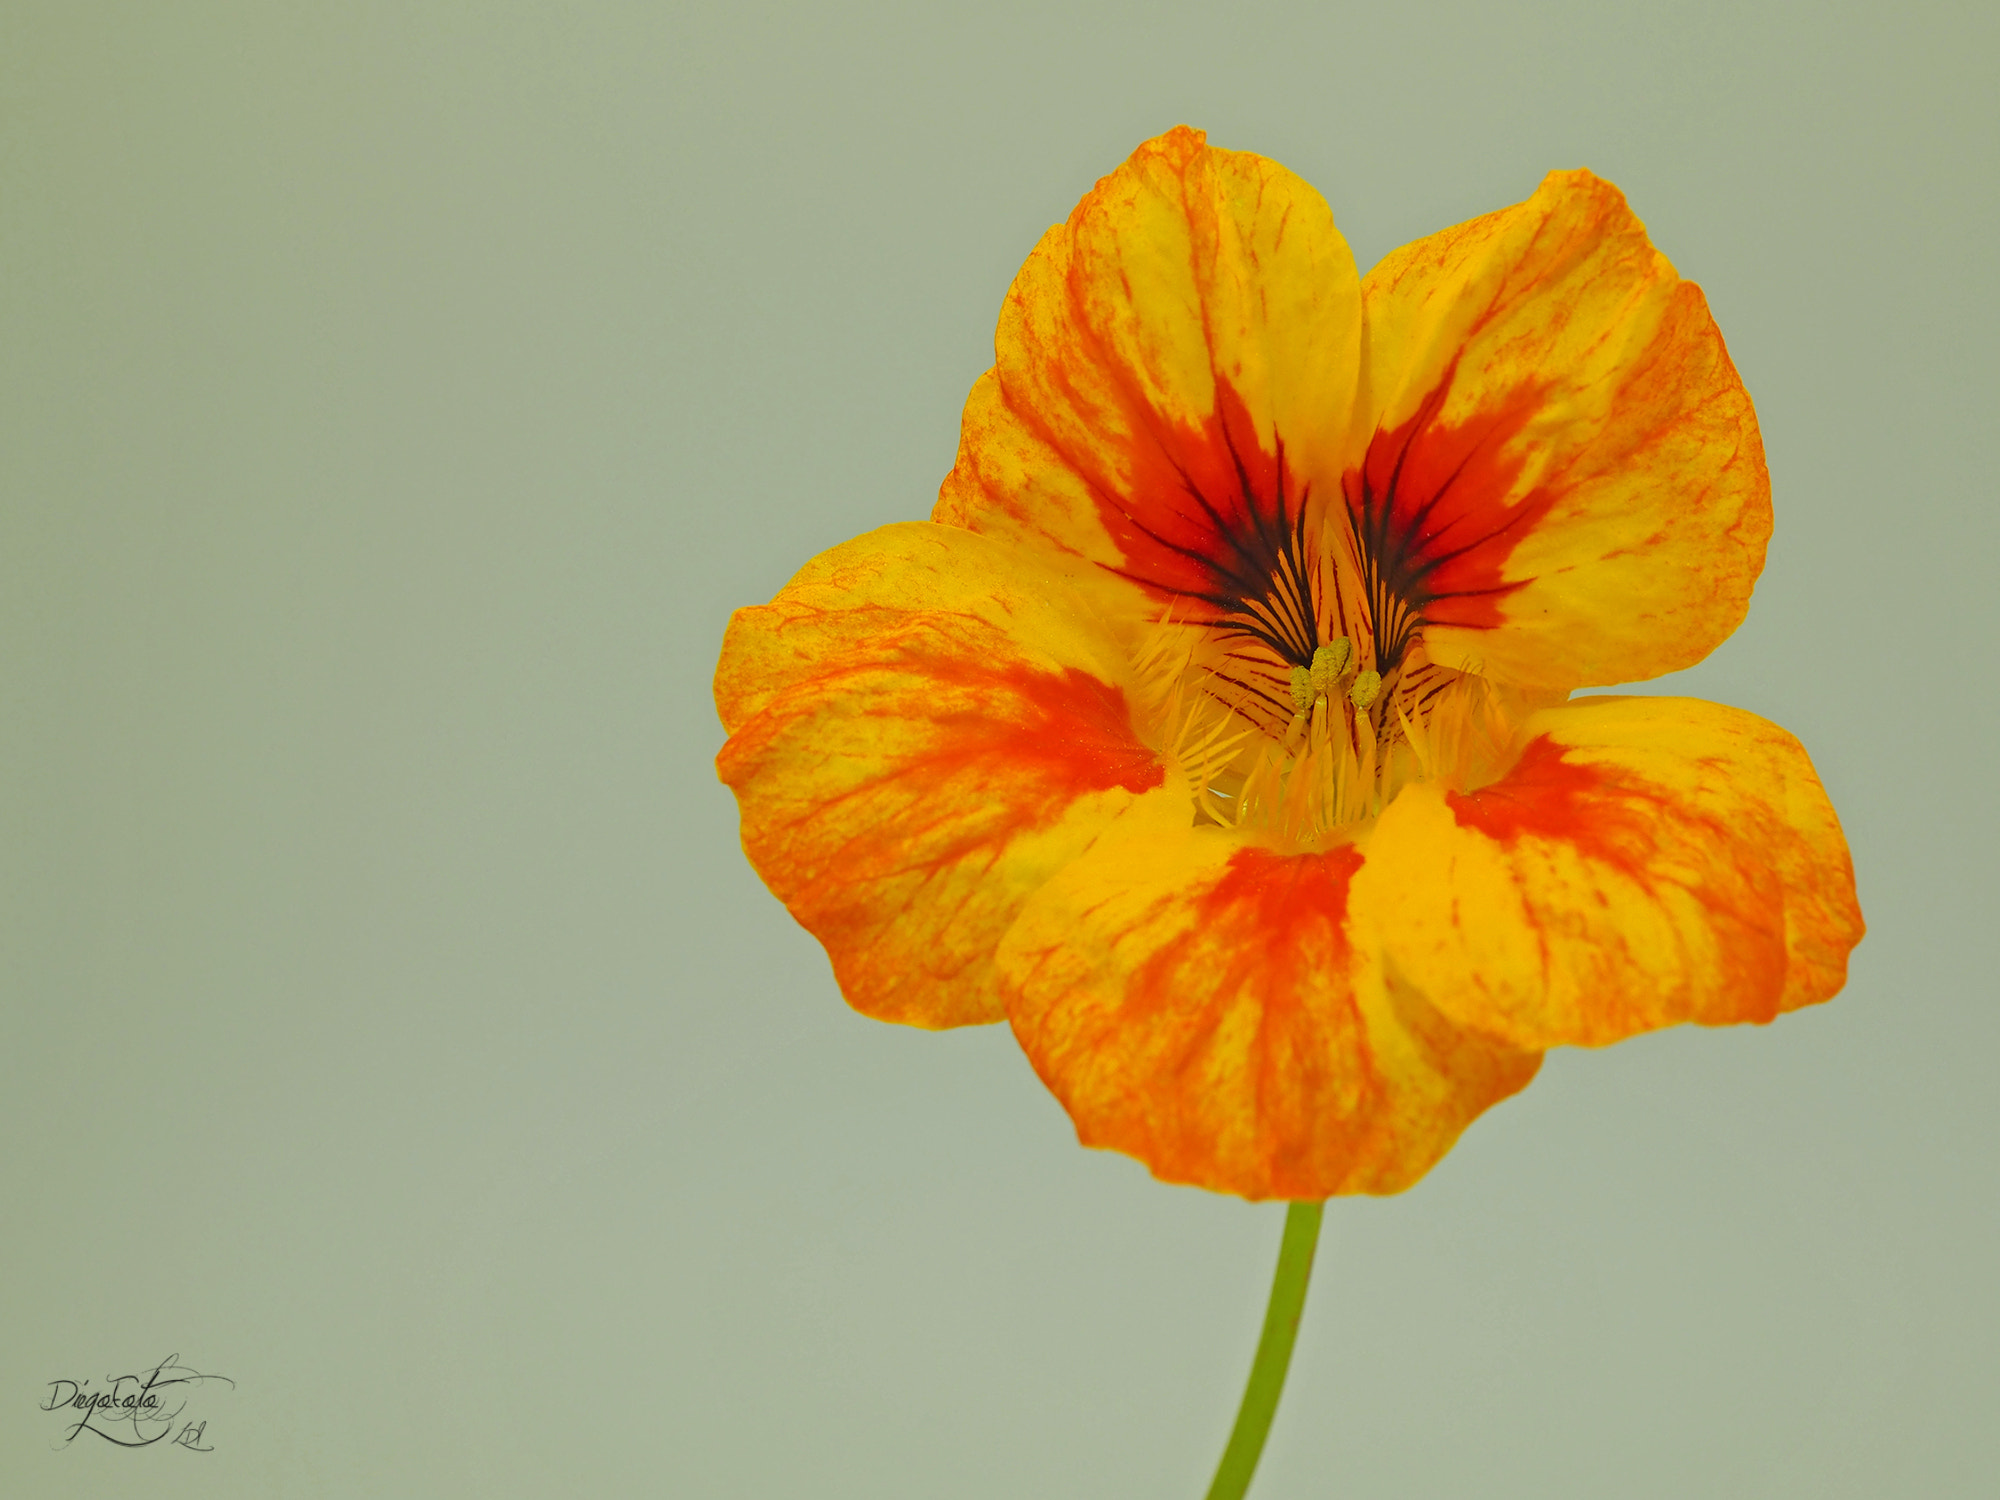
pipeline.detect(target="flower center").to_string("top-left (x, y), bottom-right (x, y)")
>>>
top-left (1128, 503), bottom-right (1518, 849)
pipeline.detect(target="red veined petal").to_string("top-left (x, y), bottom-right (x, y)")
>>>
top-left (1354, 695), bottom-right (1863, 1050)
top-left (1354, 170), bottom-right (1770, 691)
top-left (999, 800), bottom-right (1541, 1199)
top-left (936, 126), bottom-right (1364, 641)
top-left (715, 523), bottom-right (1163, 1028)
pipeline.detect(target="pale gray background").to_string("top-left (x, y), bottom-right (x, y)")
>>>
top-left (4, 2), bottom-right (1994, 1496)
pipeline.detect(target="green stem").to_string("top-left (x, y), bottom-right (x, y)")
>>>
top-left (1204, 1200), bottom-right (1326, 1500)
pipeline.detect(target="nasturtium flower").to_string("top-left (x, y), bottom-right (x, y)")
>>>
top-left (715, 126), bottom-right (1862, 1201)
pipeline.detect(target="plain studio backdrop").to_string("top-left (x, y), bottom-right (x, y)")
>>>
top-left (3, 2), bottom-right (1994, 1496)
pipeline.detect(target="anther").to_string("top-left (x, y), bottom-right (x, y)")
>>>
top-left (1349, 669), bottom-right (1381, 711)
top-left (1288, 664), bottom-right (1314, 715)
top-left (1309, 638), bottom-right (1352, 697)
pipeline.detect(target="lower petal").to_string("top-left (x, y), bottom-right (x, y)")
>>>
top-left (999, 798), bottom-right (1541, 1200)
top-left (1355, 696), bottom-right (1864, 1051)
top-left (715, 523), bottom-right (1164, 1028)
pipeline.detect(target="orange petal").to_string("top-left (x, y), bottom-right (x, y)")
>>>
top-left (998, 799), bottom-right (1541, 1200)
top-left (936, 126), bottom-right (1363, 622)
top-left (1354, 696), bottom-right (1864, 1051)
top-left (714, 523), bottom-right (1163, 1029)
top-left (1355, 170), bottom-right (1770, 691)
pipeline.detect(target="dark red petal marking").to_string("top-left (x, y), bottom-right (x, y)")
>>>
top-left (1346, 368), bottom-right (1561, 668)
top-left (1083, 377), bottom-right (1324, 669)
top-left (966, 662), bottom-right (1166, 800)
top-left (1445, 733), bottom-right (1788, 1017)
top-left (1118, 844), bottom-right (1371, 1178)
top-left (1123, 843), bottom-right (1369, 1078)
top-left (1196, 843), bottom-right (1367, 940)
top-left (751, 660), bottom-right (1162, 898)
top-left (1446, 735), bottom-right (1660, 871)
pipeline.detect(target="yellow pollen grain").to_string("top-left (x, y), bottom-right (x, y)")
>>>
top-left (1349, 669), bottom-right (1381, 711)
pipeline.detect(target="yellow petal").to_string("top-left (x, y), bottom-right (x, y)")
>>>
top-left (1354, 696), bottom-right (1864, 1051)
top-left (715, 523), bottom-right (1162, 1028)
top-left (937, 126), bottom-right (1363, 620)
top-left (1355, 170), bottom-right (1770, 691)
top-left (999, 798), bottom-right (1541, 1199)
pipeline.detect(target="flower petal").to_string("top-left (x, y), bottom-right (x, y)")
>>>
top-left (1355, 170), bottom-right (1770, 691)
top-left (936, 126), bottom-right (1364, 617)
top-left (715, 523), bottom-right (1164, 1028)
top-left (998, 799), bottom-right (1541, 1199)
top-left (1355, 696), bottom-right (1863, 1051)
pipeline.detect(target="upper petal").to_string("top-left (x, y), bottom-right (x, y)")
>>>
top-left (715, 523), bottom-right (1163, 1028)
top-left (998, 798), bottom-right (1541, 1200)
top-left (1354, 170), bottom-right (1770, 691)
top-left (936, 126), bottom-right (1363, 616)
top-left (1353, 696), bottom-right (1864, 1052)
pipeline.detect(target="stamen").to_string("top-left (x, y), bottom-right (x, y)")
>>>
top-left (1137, 499), bottom-right (1520, 847)
top-left (1308, 638), bottom-right (1352, 698)
top-left (1288, 664), bottom-right (1313, 715)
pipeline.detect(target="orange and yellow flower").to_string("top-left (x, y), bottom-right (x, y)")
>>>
top-left (714, 127), bottom-right (1863, 1201)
